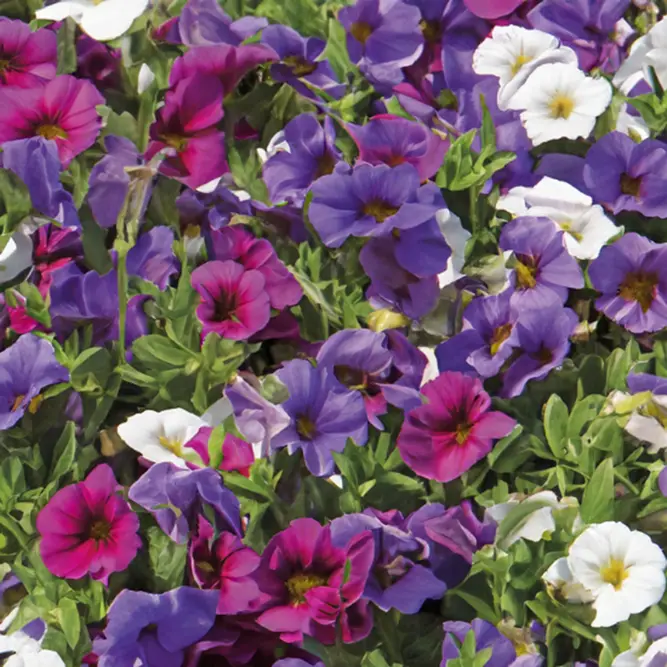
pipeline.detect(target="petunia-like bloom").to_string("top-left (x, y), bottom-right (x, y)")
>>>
top-left (36, 464), bottom-right (141, 585)
top-left (543, 522), bottom-right (666, 627)
top-left (346, 114), bottom-right (447, 181)
top-left (500, 298), bottom-right (578, 398)
top-left (93, 587), bottom-right (219, 666)
top-left (125, 227), bottom-right (179, 291)
top-left (128, 461), bottom-right (241, 544)
top-left (75, 34), bottom-right (121, 92)
top-left (0, 618), bottom-right (65, 667)
top-left (272, 359), bottom-right (368, 477)
top-left (612, 634), bottom-right (667, 667)
top-left (36, 0), bottom-right (150, 42)
top-left (0, 19), bottom-right (56, 88)
top-left (398, 371), bottom-right (516, 483)
top-left (0, 334), bottom-right (69, 431)
top-left (261, 24), bottom-right (344, 100)
top-left (588, 233), bottom-right (667, 334)
top-left (583, 132), bottom-right (667, 218)
top-left (262, 114), bottom-right (341, 205)
top-left (316, 328), bottom-right (426, 429)
top-left (145, 73), bottom-right (227, 190)
top-left (499, 216), bottom-right (584, 309)
top-left (441, 619), bottom-right (543, 667)
top-left (189, 519), bottom-right (263, 615)
top-left (191, 260), bottom-right (271, 341)
top-left (506, 62), bottom-right (612, 145)
top-left (256, 518), bottom-right (375, 645)
top-left (309, 163), bottom-right (442, 248)
top-left (0, 230), bottom-right (33, 287)
top-left (0, 75), bottom-right (103, 167)
top-left (464, 0), bottom-right (526, 19)
top-left (330, 509), bottom-right (447, 614)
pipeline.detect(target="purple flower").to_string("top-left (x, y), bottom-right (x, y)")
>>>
top-left (589, 233), bottom-right (667, 334)
top-left (1, 136), bottom-right (79, 227)
top-left (178, 183), bottom-right (253, 235)
top-left (126, 227), bottom-right (179, 290)
top-left (501, 299), bottom-right (578, 398)
top-left (408, 501), bottom-right (497, 589)
top-left (88, 135), bottom-right (148, 229)
top-left (261, 25), bottom-right (344, 100)
top-left (0, 18), bottom-right (56, 88)
top-left (75, 34), bottom-right (121, 92)
top-left (263, 114), bottom-right (341, 205)
top-left (330, 509), bottom-right (447, 614)
top-left (272, 359), bottom-right (368, 477)
top-left (309, 163), bottom-right (442, 248)
top-left (0, 334), bottom-right (68, 430)
top-left (394, 217), bottom-right (452, 277)
top-left (128, 461), bottom-right (241, 544)
top-left (93, 587), bottom-right (219, 667)
top-left (583, 132), bottom-right (667, 218)
top-left (316, 328), bottom-right (426, 428)
top-left (499, 217), bottom-right (584, 308)
top-left (628, 372), bottom-right (667, 395)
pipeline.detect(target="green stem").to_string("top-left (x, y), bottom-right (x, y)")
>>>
top-left (469, 186), bottom-right (479, 234)
top-left (116, 244), bottom-right (129, 363)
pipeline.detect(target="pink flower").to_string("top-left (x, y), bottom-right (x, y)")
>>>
top-left (397, 371), bottom-right (516, 483)
top-left (0, 75), bottom-right (103, 166)
top-left (36, 464), bottom-right (141, 585)
top-left (191, 260), bottom-right (271, 341)
top-left (145, 72), bottom-right (228, 189)
top-left (184, 425), bottom-right (255, 476)
top-left (463, 0), bottom-right (526, 19)
top-left (256, 518), bottom-right (375, 645)
top-left (0, 18), bottom-right (56, 87)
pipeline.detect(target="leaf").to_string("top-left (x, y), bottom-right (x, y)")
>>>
top-left (146, 526), bottom-right (187, 592)
top-left (581, 458), bottom-right (614, 524)
top-left (58, 598), bottom-right (81, 649)
top-left (70, 347), bottom-right (113, 394)
top-left (49, 422), bottom-right (77, 484)
top-left (567, 395), bottom-right (605, 438)
top-left (361, 650), bottom-right (392, 667)
top-left (18, 282), bottom-right (51, 328)
top-left (80, 206), bottom-right (113, 274)
top-left (324, 17), bottom-right (354, 81)
top-left (132, 335), bottom-right (195, 369)
top-left (479, 95), bottom-right (496, 153)
top-left (0, 457), bottom-right (26, 508)
top-left (0, 169), bottom-right (32, 234)
top-left (543, 394), bottom-right (569, 458)
top-left (56, 18), bottom-right (77, 75)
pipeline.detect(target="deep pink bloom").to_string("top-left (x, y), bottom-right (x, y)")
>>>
top-left (398, 371), bottom-right (516, 483)
top-left (189, 519), bottom-right (263, 614)
top-left (0, 75), bottom-right (103, 166)
top-left (145, 73), bottom-right (228, 189)
top-left (191, 260), bottom-right (271, 340)
top-left (184, 425), bottom-right (255, 476)
top-left (463, 0), bottom-right (526, 18)
top-left (170, 43), bottom-right (276, 95)
top-left (0, 18), bottom-right (56, 87)
top-left (256, 518), bottom-right (375, 645)
top-left (36, 464), bottom-right (141, 585)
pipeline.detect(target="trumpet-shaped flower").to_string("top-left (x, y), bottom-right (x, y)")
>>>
top-left (0, 18), bottom-right (56, 88)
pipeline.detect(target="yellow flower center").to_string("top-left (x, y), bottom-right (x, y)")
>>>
top-left (160, 133), bottom-right (188, 152)
top-left (296, 415), bottom-right (317, 441)
top-left (419, 19), bottom-right (442, 44)
top-left (350, 21), bottom-right (373, 44)
top-left (362, 200), bottom-right (400, 223)
top-left (89, 519), bottom-right (111, 541)
top-left (11, 394), bottom-right (43, 414)
top-left (514, 260), bottom-right (537, 289)
top-left (286, 573), bottom-right (328, 604)
top-left (159, 436), bottom-right (184, 456)
top-left (36, 124), bottom-right (67, 140)
top-left (559, 221), bottom-right (583, 242)
top-left (283, 55), bottom-right (317, 77)
top-left (548, 94), bottom-right (575, 120)
top-left (183, 224), bottom-right (201, 239)
top-left (618, 270), bottom-right (658, 312)
top-left (511, 54), bottom-right (533, 76)
top-left (455, 422), bottom-right (472, 445)
top-left (620, 173), bottom-right (642, 198)
top-left (490, 323), bottom-right (513, 356)
top-left (600, 558), bottom-right (629, 590)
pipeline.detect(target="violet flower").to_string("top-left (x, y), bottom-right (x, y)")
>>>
top-left (0, 18), bottom-right (57, 88)
top-left (126, 227), bottom-right (180, 290)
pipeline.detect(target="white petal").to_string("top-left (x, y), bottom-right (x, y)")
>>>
top-left (592, 587), bottom-right (632, 627)
top-left (160, 408), bottom-right (207, 443)
top-left (0, 232), bottom-right (33, 284)
top-left (35, 0), bottom-right (91, 21)
top-left (137, 63), bottom-right (155, 94)
top-left (196, 178), bottom-right (223, 194)
top-left (201, 397), bottom-right (233, 426)
top-left (419, 346), bottom-right (439, 387)
top-left (79, 0), bottom-right (150, 41)
top-left (117, 410), bottom-right (163, 451)
top-left (436, 209), bottom-right (470, 288)
top-left (625, 414), bottom-right (667, 452)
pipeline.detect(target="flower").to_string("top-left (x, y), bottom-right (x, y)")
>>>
top-left (128, 461), bottom-right (241, 543)
top-left (499, 216), bottom-right (584, 308)
top-left (0, 18), bottom-right (56, 88)
top-left (0, 231), bottom-right (33, 287)
top-left (542, 522), bottom-right (667, 627)
top-left (464, 0), bottom-right (526, 18)
top-left (256, 518), bottom-right (375, 645)
top-left (309, 163), bottom-right (442, 248)
top-left (93, 587), bottom-right (219, 666)
top-left (583, 132), bottom-right (667, 218)
top-left (75, 34), bottom-right (121, 92)
top-left (125, 227), bottom-right (179, 291)
top-left (191, 260), bottom-right (271, 341)
top-left (36, 464), bottom-right (141, 585)
top-left (588, 233), bottom-right (667, 334)
top-left (0, 75), bottom-right (103, 167)
top-left (0, 618), bottom-right (65, 667)
top-left (612, 635), bottom-right (667, 667)
top-left (506, 62), bottom-right (612, 145)
top-left (0, 334), bottom-right (69, 430)
top-left (183, 426), bottom-right (254, 476)
top-left (271, 359), bottom-right (368, 477)
top-left (398, 371), bottom-right (516, 483)
top-left (36, 0), bottom-right (150, 42)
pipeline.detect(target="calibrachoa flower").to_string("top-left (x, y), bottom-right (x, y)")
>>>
top-left (0, 618), bottom-right (65, 667)
top-left (614, 15), bottom-right (667, 91)
top-left (0, 75), bottom-right (103, 167)
top-left (92, 587), bottom-right (219, 666)
top-left (543, 522), bottom-right (666, 627)
top-left (256, 518), bottom-right (375, 645)
top-left (588, 233), bottom-right (667, 334)
top-left (0, 230), bottom-right (33, 287)
top-left (0, 18), bottom-right (56, 88)
top-left (125, 227), bottom-right (180, 291)
top-left (36, 464), bottom-right (141, 584)
top-left (464, 0), bottom-right (526, 18)
top-left (398, 371), bottom-right (516, 483)
top-left (0, 334), bottom-right (68, 430)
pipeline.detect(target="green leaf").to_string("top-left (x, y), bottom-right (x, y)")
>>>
top-left (132, 335), bottom-right (195, 369)
top-left (80, 207), bottom-right (113, 274)
top-left (146, 526), bottom-right (187, 592)
top-left (70, 347), bottom-right (113, 394)
top-left (0, 169), bottom-right (32, 234)
top-left (56, 18), bottom-right (77, 75)
top-left (49, 422), bottom-right (77, 484)
top-left (581, 458), bottom-right (615, 524)
top-left (479, 95), bottom-right (496, 153)
top-left (18, 282), bottom-right (52, 328)
top-left (58, 598), bottom-right (81, 649)
top-left (543, 394), bottom-right (569, 458)
top-left (361, 650), bottom-right (392, 667)
top-left (0, 457), bottom-right (26, 508)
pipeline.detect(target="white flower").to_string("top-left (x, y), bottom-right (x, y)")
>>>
top-left (436, 209), bottom-right (470, 288)
top-left (0, 621), bottom-right (65, 667)
top-left (498, 177), bottom-right (620, 260)
top-left (419, 346), bottom-right (440, 387)
top-left (616, 105), bottom-right (650, 142)
top-left (608, 390), bottom-right (667, 453)
top-left (137, 63), bottom-right (155, 94)
top-left (35, 0), bottom-right (150, 42)
top-left (117, 398), bottom-right (233, 468)
top-left (256, 131), bottom-right (290, 165)
top-left (507, 63), bottom-right (612, 146)
top-left (542, 522), bottom-right (667, 627)
top-left (613, 636), bottom-right (667, 667)
top-left (0, 231), bottom-right (32, 285)
top-left (473, 25), bottom-right (577, 110)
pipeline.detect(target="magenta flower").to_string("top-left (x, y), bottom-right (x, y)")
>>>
top-left (191, 260), bottom-right (271, 340)
top-left (398, 372), bottom-right (516, 483)
top-left (36, 464), bottom-right (141, 585)
top-left (145, 73), bottom-right (227, 189)
top-left (0, 19), bottom-right (56, 87)
top-left (184, 426), bottom-right (254, 476)
top-left (256, 518), bottom-right (374, 645)
top-left (0, 75), bottom-right (103, 167)
top-left (463, 0), bottom-right (526, 18)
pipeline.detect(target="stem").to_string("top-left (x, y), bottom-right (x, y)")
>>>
top-left (469, 186), bottom-right (479, 234)
top-left (116, 244), bottom-right (129, 364)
